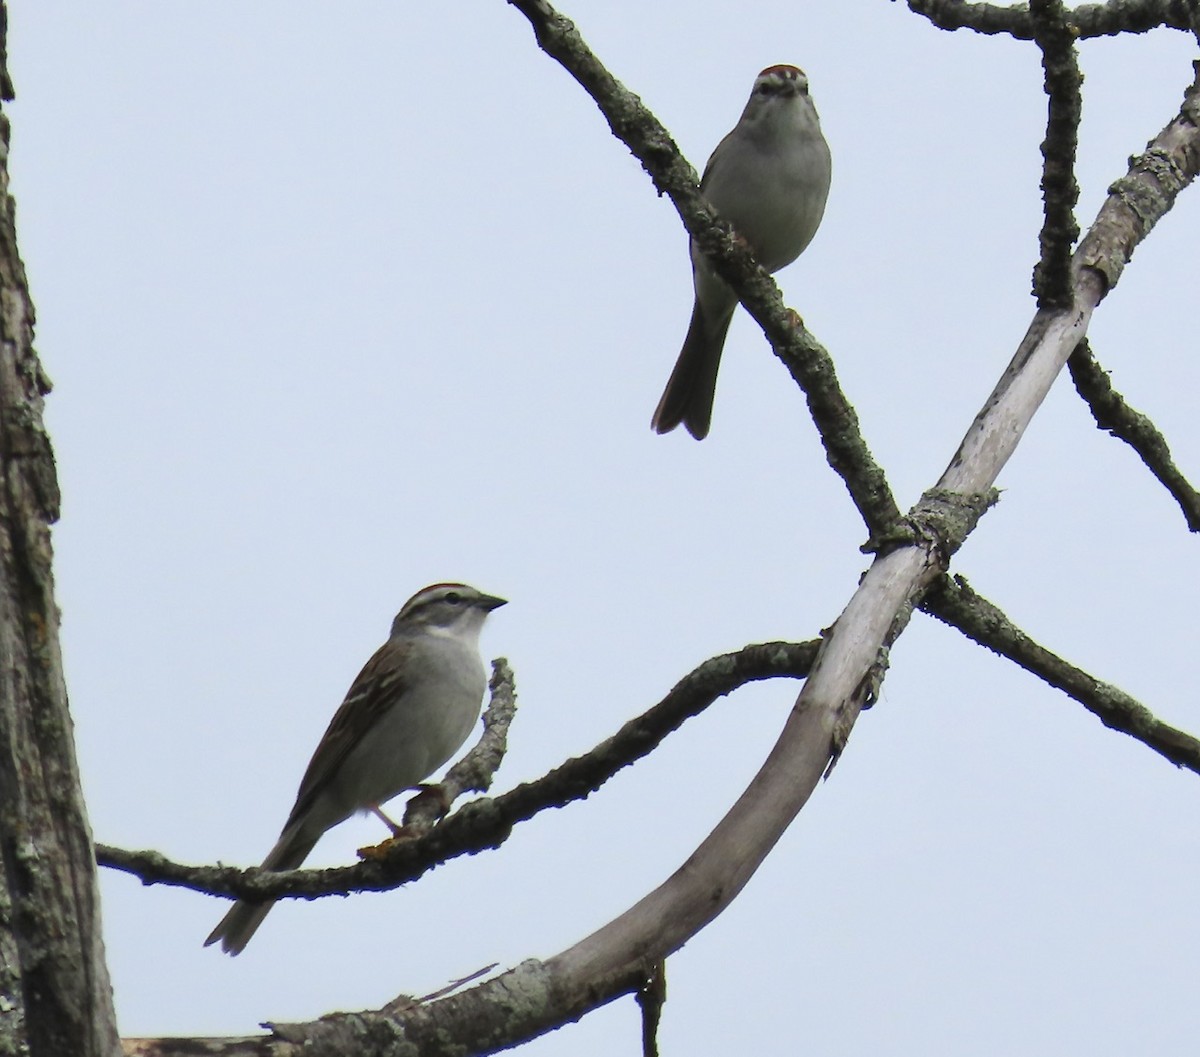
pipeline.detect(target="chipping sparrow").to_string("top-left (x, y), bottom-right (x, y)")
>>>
top-left (204, 582), bottom-right (506, 955)
top-left (651, 64), bottom-right (832, 439)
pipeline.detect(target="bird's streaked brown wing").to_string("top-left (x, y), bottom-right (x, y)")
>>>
top-left (280, 637), bottom-right (411, 831)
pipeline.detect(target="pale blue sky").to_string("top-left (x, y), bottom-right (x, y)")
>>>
top-left (11, 3), bottom-right (1200, 1053)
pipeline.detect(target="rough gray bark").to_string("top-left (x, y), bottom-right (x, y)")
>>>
top-left (0, 6), bottom-right (122, 1053)
top-left (111, 20), bottom-right (1200, 1057)
top-left (4, 2), bottom-right (1199, 1055)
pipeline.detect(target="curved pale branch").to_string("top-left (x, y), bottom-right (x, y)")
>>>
top-left (115, 20), bottom-right (1200, 1057)
top-left (439, 55), bottom-right (1200, 1054)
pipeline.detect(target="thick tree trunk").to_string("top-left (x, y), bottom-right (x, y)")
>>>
top-left (0, 8), bottom-right (122, 1053)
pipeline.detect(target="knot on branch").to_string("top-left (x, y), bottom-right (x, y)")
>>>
top-left (906, 488), bottom-right (1000, 562)
top-left (1138, 144), bottom-right (1192, 196)
top-left (1116, 148), bottom-right (1187, 220)
top-left (861, 489), bottom-right (998, 560)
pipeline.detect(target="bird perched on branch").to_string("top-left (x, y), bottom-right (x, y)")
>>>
top-left (652, 64), bottom-right (832, 440)
top-left (205, 582), bottom-right (507, 955)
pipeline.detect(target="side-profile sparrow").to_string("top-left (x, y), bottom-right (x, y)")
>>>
top-left (204, 582), bottom-right (507, 955)
top-left (652, 64), bottom-right (832, 440)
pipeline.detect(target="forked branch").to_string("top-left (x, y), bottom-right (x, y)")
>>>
top-left (120, 12), bottom-right (1200, 1057)
top-left (99, 642), bottom-right (816, 902)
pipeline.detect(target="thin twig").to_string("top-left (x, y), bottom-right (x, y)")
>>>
top-left (505, 0), bottom-right (902, 536)
top-left (1067, 339), bottom-right (1200, 531)
top-left (1030, 0), bottom-right (1082, 307)
top-left (401, 659), bottom-right (518, 831)
top-left (923, 575), bottom-right (1200, 771)
top-left (114, 13), bottom-right (1200, 1057)
top-left (97, 641), bottom-right (817, 900)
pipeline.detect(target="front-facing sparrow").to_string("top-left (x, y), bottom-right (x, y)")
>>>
top-left (204, 582), bottom-right (507, 955)
top-left (652, 64), bottom-right (832, 440)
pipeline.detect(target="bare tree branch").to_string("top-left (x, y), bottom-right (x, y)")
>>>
top-left (923, 575), bottom-right (1200, 771)
top-left (1067, 338), bottom-right (1200, 531)
top-left (443, 45), bottom-right (1200, 1057)
top-left (905, 0), bottom-right (1197, 38)
top-left (1030, 0), bottom-right (1082, 307)
top-left (401, 659), bottom-right (517, 831)
top-left (124, 1038), bottom-right (289, 1057)
top-left (505, 0), bottom-right (902, 536)
top-left (97, 641), bottom-right (817, 901)
top-left (109, 16), bottom-right (1200, 1057)
top-left (635, 962), bottom-right (667, 1057)
top-left (250, 96), bottom-right (1200, 1041)
top-left (1075, 81), bottom-right (1200, 292)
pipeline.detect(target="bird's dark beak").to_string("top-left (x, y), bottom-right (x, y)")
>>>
top-left (479, 594), bottom-right (508, 611)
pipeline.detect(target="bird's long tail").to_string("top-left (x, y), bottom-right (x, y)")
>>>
top-left (203, 825), bottom-right (319, 956)
top-left (651, 300), bottom-right (734, 440)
